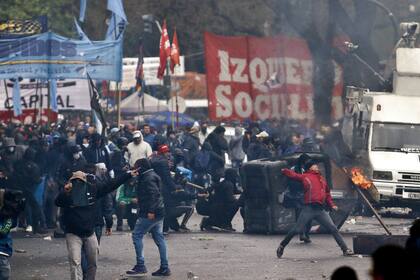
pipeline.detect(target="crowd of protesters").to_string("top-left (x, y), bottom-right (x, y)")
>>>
top-left (0, 116), bottom-right (412, 279)
top-left (0, 117), bottom-right (355, 234)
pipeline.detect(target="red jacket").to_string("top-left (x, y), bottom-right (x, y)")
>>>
top-left (282, 169), bottom-right (335, 209)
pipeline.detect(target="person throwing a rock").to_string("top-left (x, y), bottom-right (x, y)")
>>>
top-left (276, 160), bottom-right (353, 258)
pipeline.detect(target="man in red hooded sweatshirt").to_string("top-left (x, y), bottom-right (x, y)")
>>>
top-left (276, 159), bottom-right (353, 258)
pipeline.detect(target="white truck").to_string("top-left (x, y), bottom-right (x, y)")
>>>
top-left (342, 23), bottom-right (420, 208)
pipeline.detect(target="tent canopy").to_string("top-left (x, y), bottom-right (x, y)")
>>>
top-left (120, 93), bottom-right (167, 114)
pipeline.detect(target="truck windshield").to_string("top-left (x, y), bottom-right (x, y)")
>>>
top-left (371, 123), bottom-right (420, 152)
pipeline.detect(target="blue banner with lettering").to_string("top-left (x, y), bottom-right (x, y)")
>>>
top-left (0, 32), bottom-right (122, 81)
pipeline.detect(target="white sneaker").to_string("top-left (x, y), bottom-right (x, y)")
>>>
top-left (25, 226), bottom-right (33, 233)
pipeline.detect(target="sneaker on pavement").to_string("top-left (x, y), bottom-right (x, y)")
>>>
top-left (151, 267), bottom-right (171, 277)
top-left (299, 235), bottom-right (312, 244)
top-left (25, 226), bottom-right (33, 233)
top-left (343, 249), bottom-right (354, 256)
top-left (126, 265), bottom-right (147, 275)
top-left (276, 245), bottom-right (285, 258)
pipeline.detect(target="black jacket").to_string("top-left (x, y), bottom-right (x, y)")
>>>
top-left (151, 155), bottom-right (196, 208)
top-left (136, 169), bottom-right (165, 219)
top-left (182, 133), bottom-right (200, 167)
top-left (55, 172), bottom-right (131, 237)
top-left (205, 132), bottom-right (228, 159)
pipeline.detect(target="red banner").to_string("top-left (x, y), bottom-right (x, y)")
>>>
top-left (204, 32), bottom-right (343, 121)
top-left (0, 109), bottom-right (57, 124)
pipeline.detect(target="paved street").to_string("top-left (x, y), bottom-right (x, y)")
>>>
top-left (10, 213), bottom-right (413, 280)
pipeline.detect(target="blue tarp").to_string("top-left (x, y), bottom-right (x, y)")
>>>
top-left (145, 111), bottom-right (195, 127)
top-left (0, 32), bottom-right (122, 81)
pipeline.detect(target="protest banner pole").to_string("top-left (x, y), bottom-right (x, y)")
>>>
top-left (47, 80), bottom-right (51, 125)
top-left (117, 82), bottom-right (121, 127)
top-left (3, 80), bottom-right (12, 123)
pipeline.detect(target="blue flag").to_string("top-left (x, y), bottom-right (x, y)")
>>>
top-left (105, 14), bottom-right (126, 41)
top-left (107, 0), bottom-right (127, 22)
top-left (50, 79), bottom-right (58, 112)
top-left (79, 0), bottom-right (87, 22)
top-left (12, 79), bottom-right (22, 116)
top-left (74, 17), bottom-right (92, 43)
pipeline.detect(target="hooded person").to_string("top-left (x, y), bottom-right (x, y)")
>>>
top-left (12, 148), bottom-right (47, 234)
top-left (83, 133), bottom-right (111, 169)
top-left (283, 154), bottom-right (314, 243)
top-left (126, 158), bottom-right (171, 277)
top-left (200, 168), bottom-right (240, 232)
top-left (0, 138), bottom-right (25, 177)
top-left (204, 126), bottom-right (228, 182)
top-left (125, 131), bottom-right (153, 168)
top-left (151, 145), bottom-right (197, 233)
top-left (55, 167), bottom-right (136, 280)
top-left (181, 127), bottom-right (200, 169)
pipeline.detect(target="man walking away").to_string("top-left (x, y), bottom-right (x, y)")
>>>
top-left (126, 158), bottom-right (170, 277)
top-left (276, 160), bottom-right (353, 258)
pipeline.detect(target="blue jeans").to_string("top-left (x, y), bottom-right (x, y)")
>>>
top-left (0, 255), bottom-right (10, 280)
top-left (132, 217), bottom-right (169, 269)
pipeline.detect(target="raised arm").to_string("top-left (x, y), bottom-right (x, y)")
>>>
top-left (281, 168), bottom-right (305, 182)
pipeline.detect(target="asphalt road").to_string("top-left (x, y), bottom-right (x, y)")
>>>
top-left (10, 213), bottom-right (413, 280)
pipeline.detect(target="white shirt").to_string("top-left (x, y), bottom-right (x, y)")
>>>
top-left (125, 141), bottom-right (153, 167)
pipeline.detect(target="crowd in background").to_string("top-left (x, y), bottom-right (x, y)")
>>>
top-left (0, 116), bottom-right (419, 279)
top-left (0, 116), bottom-right (353, 235)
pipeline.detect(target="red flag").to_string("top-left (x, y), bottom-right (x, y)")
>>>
top-left (170, 29), bottom-right (180, 73)
top-left (157, 20), bottom-right (171, 79)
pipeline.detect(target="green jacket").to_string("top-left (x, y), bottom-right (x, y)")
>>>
top-left (116, 184), bottom-right (137, 204)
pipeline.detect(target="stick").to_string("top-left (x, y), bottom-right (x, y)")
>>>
top-left (185, 182), bottom-right (205, 191)
top-left (342, 167), bottom-right (392, 235)
top-left (353, 186), bottom-right (392, 235)
top-left (169, 171), bottom-right (206, 190)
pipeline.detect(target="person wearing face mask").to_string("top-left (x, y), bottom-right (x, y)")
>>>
top-left (57, 145), bottom-right (88, 188)
top-left (0, 138), bottom-right (25, 178)
top-left (125, 131), bottom-right (152, 168)
top-left (198, 123), bottom-right (209, 145)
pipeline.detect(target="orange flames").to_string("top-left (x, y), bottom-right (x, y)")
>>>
top-left (350, 168), bottom-right (373, 189)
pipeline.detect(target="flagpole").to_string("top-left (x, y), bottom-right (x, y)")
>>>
top-left (47, 80), bottom-right (51, 125)
top-left (117, 82), bottom-right (121, 128)
top-left (3, 80), bottom-right (12, 123)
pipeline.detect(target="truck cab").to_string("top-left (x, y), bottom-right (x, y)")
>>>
top-left (342, 23), bottom-right (420, 207)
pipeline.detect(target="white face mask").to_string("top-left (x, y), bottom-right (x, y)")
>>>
top-left (82, 143), bottom-right (89, 148)
top-left (73, 153), bottom-right (81, 160)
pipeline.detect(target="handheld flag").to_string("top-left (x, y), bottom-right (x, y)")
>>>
top-left (107, 0), bottom-right (127, 22)
top-left (12, 79), bottom-right (22, 116)
top-left (87, 73), bottom-right (107, 137)
top-left (105, 13), bottom-right (126, 41)
top-left (170, 29), bottom-right (180, 73)
top-left (49, 79), bottom-right (58, 112)
top-left (157, 20), bottom-right (171, 79)
top-left (74, 18), bottom-right (92, 43)
top-left (135, 38), bottom-right (145, 94)
top-left (79, 0), bottom-right (87, 22)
